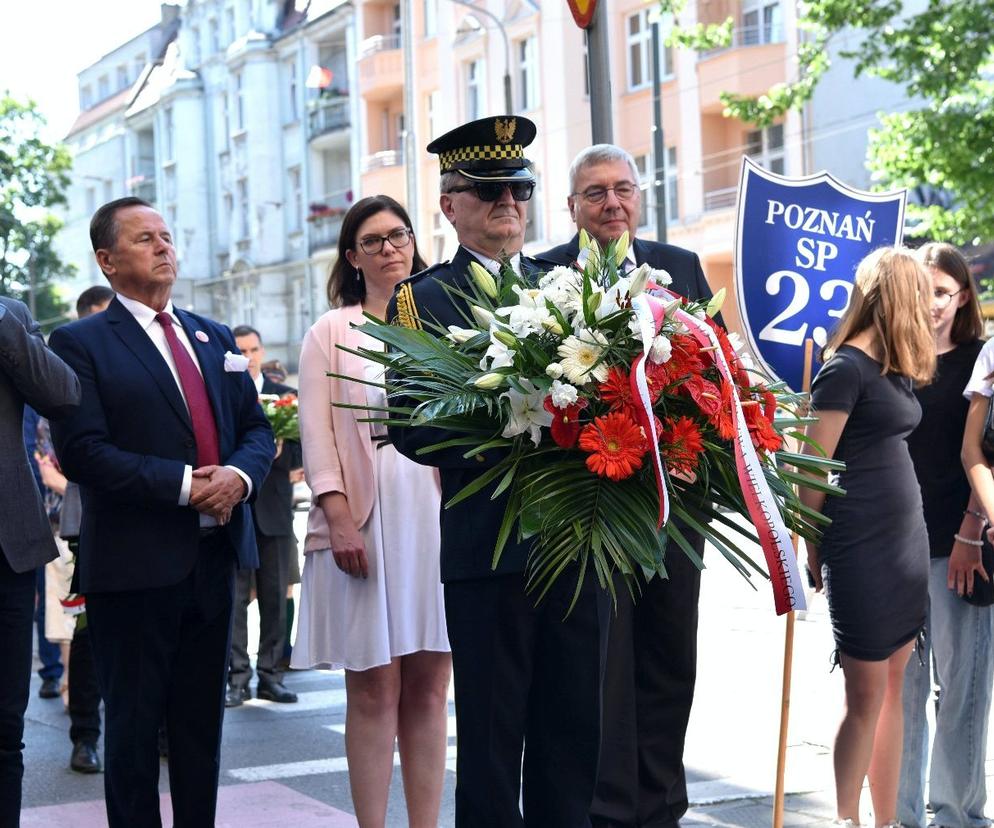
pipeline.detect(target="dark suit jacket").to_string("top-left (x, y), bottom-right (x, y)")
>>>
top-left (387, 245), bottom-right (546, 583)
top-left (539, 234), bottom-right (715, 311)
top-left (49, 297), bottom-right (274, 593)
top-left (0, 298), bottom-right (80, 573)
top-left (253, 377), bottom-right (301, 538)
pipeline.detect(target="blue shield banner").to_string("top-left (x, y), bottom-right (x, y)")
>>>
top-left (734, 158), bottom-right (907, 392)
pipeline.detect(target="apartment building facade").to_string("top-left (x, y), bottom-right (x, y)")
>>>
top-left (59, 0), bottom-right (856, 363)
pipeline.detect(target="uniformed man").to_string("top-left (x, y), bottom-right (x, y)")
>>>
top-left (541, 143), bottom-right (717, 828)
top-left (387, 116), bottom-right (608, 828)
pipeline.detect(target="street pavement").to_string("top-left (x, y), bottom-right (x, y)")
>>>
top-left (18, 516), bottom-right (994, 826)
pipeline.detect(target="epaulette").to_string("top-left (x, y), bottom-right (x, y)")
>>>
top-left (394, 263), bottom-right (450, 330)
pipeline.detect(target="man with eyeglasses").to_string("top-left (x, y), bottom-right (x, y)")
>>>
top-left (541, 144), bottom-right (717, 828)
top-left (387, 116), bottom-right (609, 828)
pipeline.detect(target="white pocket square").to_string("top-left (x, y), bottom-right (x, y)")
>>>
top-left (224, 351), bottom-right (250, 372)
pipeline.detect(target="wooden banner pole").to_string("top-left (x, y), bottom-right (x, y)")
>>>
top-left (773, 337), bottom-right (814, 828)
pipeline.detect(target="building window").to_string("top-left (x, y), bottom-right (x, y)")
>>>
top-left (392, 3), bottom-right (402, 39)
top-left (742, 0), bottom-right (783, 44)
top-left (189, 26), bottom-right (201, 65)
top-left (665, 146), bottom-right (679, 223)
top-left (163, 107), bottom-right (174, 161)
top-left (223, 192), bottom-right (234, 235)
top-left (220, 92), bottom-right (231, 148)
top-left (432, 212), bottom-right (446, 263)
top-left (634, 154), bottom-right (650, 228)
top-left (226, 6), bottom-right (236, 44)
top-left (98, 75), bottom-right (109, 100)
top-left (235, 73), bottom-right (245, 131)
top-left (285, 59), bottom-right (298, 123)
top-left (465, 59), bottom-right (484, 120)
top-left (134, 53), bottom-right (146, 77)
top-left (209, 17), bottom-right (220, 53)
top-left (426, 90), bottom-right (439, 140)
top-left (288, 167), bottom-right (302, 232)
top-left (85, 187), bottom-right (96, 215)
top-left (117, 65), bottom-right (128, 90)
top-left (165, 168), bottom-right (177, 202)
top-left (627, 10), bottom-right (673, 90)
top-left (81, 85), bottom-right (92, 109)
top-left (237, 178), bottom-right (250, 239)
top-left (423, 0), bottom-right (437, 37)
top-left (746, 123), bottom-right (785, 174)
top-left (517, 36), bottom-right (539, 112)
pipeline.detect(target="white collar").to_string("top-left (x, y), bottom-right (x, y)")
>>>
top-left (253, 372), bottom-right (264, 393)
top-left (116, 293), bottom-right (178, 331)
top-left (464, 246), bottom-right (521, 276)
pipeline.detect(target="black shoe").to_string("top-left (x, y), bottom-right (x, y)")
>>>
top-left (256, 679), bottom-right (297, 703)
top-left (225, 685), bottom-right (251, 708)
top-left (70, 741), bottom-right (101, 773)
top-left (39, 678), bottom-right (60, 699)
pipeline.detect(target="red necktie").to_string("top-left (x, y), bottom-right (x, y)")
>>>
top-left (155, 312), bottom-right (221, 468)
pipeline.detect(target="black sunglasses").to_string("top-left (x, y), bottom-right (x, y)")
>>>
top-left (446, 181), bottom-right (535, 202)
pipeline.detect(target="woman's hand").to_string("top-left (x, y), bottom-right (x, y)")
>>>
top-left (948, 538), bottom-right (989, 596)
top-left (330, 521), bottom-right (368, 579)
top-left (805, 540), bottom-right (823, 592)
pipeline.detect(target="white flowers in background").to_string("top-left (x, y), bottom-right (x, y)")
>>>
top-left (649, 335), bottom-right (673, 364)
top-left (495, 303), bottom-right (546, 338)
top-left (471, 305), bottom-right (496, 328)
top-left (500, 379), bottom-right (552, 446)
top-left (549, 379), bottom-right (579, 409)
top-left (538, 267), bottom-right (583, 315)
top-left (480, 328), bottom-right (514, 370)
top-left (649, 267), bottom-right (673, 287)
top-left (557, 329), bottom-right (610, 384)
top-left (545, 362), bottom-right (564, 379)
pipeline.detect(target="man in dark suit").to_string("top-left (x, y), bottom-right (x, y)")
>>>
top-left (388, 117), bottom-right (609, 828)
top-left (540, 144), bottom-right (715, 828)
top-left (0, 297), bottom-right (80, 824)
top-left (50, 197), bottom-right (274, 828)
top-left (225, 324), bottom-right (302, 706)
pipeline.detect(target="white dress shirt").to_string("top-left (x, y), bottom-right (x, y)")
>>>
top-left (115, 293), bottom-right (252, 523)
top-left (466, 247), bottom-right (522, 278)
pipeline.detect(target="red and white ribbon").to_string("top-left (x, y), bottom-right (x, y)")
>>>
top-left (631, 290), bottom-right (806, 615)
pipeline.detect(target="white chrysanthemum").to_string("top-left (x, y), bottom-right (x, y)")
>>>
top-left (549, 380), bottom-right (579, 409)
top-left (557, 330), bottom-right (609, 384)
top-left (500, 379), bottom-right (552, 447)
top-left (650, 267), bottom-right (673, 287)
top-left (649, 335), bottom-right (673, 364)
top-left (539, 267), bottom-right (584, 315)
top-left (539, 266), bottom-right (578, 289)
top-left (495, 304), bottom-right (546, 338)
top-left (545, 362), bottom-right (564, 379)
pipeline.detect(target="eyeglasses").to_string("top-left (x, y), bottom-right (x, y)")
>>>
top-left (446, 181), bottom-right (535, 202)
top-left (357, 228), bottom-right (414, 255)
top-left (932, 287), bottom-right (964, 309)
top-left (572, 183), bottom-right (639, 204)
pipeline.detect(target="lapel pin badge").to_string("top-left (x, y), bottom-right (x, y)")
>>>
top-left (195, 330), bottom-right (209, 343)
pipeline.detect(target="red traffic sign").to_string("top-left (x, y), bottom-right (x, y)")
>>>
top-left (566, 0), bottom-right (597, 28)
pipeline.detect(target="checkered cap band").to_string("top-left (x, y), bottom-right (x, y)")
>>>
top-left (439, 144), bottom-right (525, 172)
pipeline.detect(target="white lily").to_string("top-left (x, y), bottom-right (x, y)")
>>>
top-left (445, 325), bottom-right (478, 344)
top-left (500, 379), bottom-right (553, 447)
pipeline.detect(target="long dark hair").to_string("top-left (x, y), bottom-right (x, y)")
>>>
top-left (918, 242), bottom-right (983, 346)
top-left (327, 195), bottom-right (427, 307)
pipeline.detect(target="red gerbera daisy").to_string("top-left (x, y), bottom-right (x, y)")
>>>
top-left (663, 335), bottom-right (706, 384)
top-left (544, 395), bottom-right (589, 448)
top-left (599, 366), bottom-right (635, 416)
top-left (743, 400), bottom-right (783, 452)
top-left (578, 412), bottom-right (648, 481)
top-left (709, 380), bottom-right (738, 440)
top-left (659, 416), bottom-right (705, 476)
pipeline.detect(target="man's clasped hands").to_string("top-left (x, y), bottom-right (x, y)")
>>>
top-left (190, 465), bottom-right (247, 525)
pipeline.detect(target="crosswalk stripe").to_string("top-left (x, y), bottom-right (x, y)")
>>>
top-left (228, 747), bottom-right (459, 782)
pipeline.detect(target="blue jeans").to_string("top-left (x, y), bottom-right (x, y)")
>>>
top-left (899, 557), bottom-right (994, 828)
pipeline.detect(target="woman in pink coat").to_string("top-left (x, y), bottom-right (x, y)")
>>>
top-left (293, 195), bottom-right (450, 828)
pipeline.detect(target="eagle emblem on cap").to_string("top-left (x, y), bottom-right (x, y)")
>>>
top-left (494, 117), bottom-right (517, 144)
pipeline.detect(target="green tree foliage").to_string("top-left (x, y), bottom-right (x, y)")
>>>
top-left (659, 0), bottom-right (994, 244)
top-left (0, 93), bottom-right (74, 327)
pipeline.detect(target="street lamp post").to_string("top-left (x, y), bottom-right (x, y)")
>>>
top-left (448, 0), bottom-right (514, 114)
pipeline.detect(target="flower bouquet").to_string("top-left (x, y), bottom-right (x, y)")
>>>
top-left (259, 393), bottom-right (300, 442)
top-left (336, 232), bottom-right (842, 614)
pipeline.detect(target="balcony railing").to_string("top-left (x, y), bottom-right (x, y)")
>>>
top-left (307, 95), bottom-right (350, 141)
top-left (308, 189), bottom-right (354, 253)
top-left (701, 24), bottom-right (784, 58)
top-left (704, 186), bottom-right (738, 212)
top-left (361, 150), bottom-right (402, 173)
top-left (358, 34), bottom-right (401, 59)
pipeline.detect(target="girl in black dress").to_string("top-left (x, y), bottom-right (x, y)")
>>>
top-left (801, 247), bottom-right (936, 828)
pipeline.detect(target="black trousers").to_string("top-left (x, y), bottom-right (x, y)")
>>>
top-left (229, 532), bottom-right (290, 688)
top-left (0, 552), bottom-right (35, 828)
top-left (86, 534), bottom-right (235, 828)
top-left (445, 569), bottom-right (610, 828)
top-left (591, 536), bottom-right (704, 828)
top-left (68, 623), bottom-right (102, 746)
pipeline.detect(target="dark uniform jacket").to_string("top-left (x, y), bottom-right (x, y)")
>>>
top-left (387, 245), bottom-right (549, 583)
top-left (254, 377), bottom-right (302, 538)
